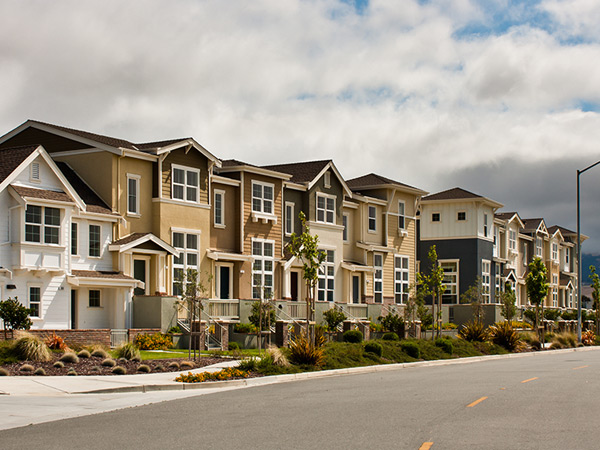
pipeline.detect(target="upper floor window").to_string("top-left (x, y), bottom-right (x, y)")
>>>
top-left (394, 255), bottom-right (409, 304)
top-left (252, 181), bottom-right (274, 214)
top-left (285, 202), bottom-right (294, 236)
top-left (127, 175), bottom-right (140, 215)
top-left (318, 250), bottom-right (335, 302)
top-left (71, 222), bottom-right (78, 255)
top-left (457, 211), bottom-right (466, 221)
top-left (368, 206), bottom-right (377, 231)
top-left (484, 214), bottom-right (489, 237)
top-left (25, 205), bottom-right (60, 244)
top-left (317, 194), bottom-right (335, 224)
top-left (398, 202), bottom-right (406, 229)
top-left (535, 237), bottom-right (543, 257)
top-left (214, 190), bottom-right (225, 227)
top-left (172, 165), bottom-right (199, 203)
top-left (432, 212), bottom-right (440, 222)
top-left (343, 214), bottom-right (349, 242)
top-left (551, 242), bottom-right (558, 261)
top-left (565, 247), bottom-right (570, 265)
top-left (508, 230), bottom-right (517, 251)
top-left (252, 239), bottom-right (274, 300)
top-left (523, 242), bottom-right (528, 266)
top-left (89, 224), bottom-right (101, 257)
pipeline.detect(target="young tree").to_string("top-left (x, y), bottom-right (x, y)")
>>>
top-left (322, 308), bottom-right (346, 340)
top-left (460, 277), bottom-right (486, 323)
top-left (589, 265), bottom-right (600, 333)
top-left (417, 245), bottom-right (445, 339)
top-left (526, 257), bottom-right (549, 340)
top-left (0, 297), bottom-right (32, 339)
top-left (176, 269), bottom-right (211, 360)
top-left (498, 282), bottom-right (517, 323)
top-left (288, 211), bottom-right (326, 344)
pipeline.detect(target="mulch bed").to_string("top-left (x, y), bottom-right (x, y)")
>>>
top-left (2, 355), bottom-right (231, 377)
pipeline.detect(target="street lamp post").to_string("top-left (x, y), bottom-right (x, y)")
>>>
top-left (577, 159), bottom-right (600, 342)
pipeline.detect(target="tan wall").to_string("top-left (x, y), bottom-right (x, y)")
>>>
top-left (210, 182), bottom-right (240, 253)
top-left (161, 149), bottom-right (209, 204)
top-left (118, 156), bottom-right (154, 237)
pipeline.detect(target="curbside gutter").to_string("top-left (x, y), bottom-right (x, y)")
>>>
top-left (77, 345), bottom-right (600, 395)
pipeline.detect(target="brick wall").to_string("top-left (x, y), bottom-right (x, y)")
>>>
top-left (1, 328), bottom-right (162, 347)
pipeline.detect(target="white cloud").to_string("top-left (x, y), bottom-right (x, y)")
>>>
top-left (541, 0), bottom-right (600, 41)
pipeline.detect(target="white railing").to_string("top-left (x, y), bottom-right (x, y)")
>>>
top-left (110, 329), bottom-right (128, 348)
top-left (344, 304), bottom-right (368, 319)
top-left (205, 299), bottom-right (240, 319)
top-left (287, 302), bottom-right (308, 320)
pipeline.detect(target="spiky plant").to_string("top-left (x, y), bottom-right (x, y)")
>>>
top-left (34, 367), bottom-right (46, 376)
top-left (67, 369), bottom-right (77, 376)
top-left (101, 358), bottom-right (116, 367)
top-left (167, 361), bottom-right (180, 370)
top-left (267, 344), bottom-right (290, 367)
top-left (19, 363), bottom-right (34, 372)
top-left (59, 352), bottom-right (79, 364)
top-left (53, 361), bottom-right (65, 368)
top-left (112, 366), bottom-right (126, 375)
top-left (114, 342), bottom-right (141, 361)
top-left (13, 335), bottom-right (51, 362)
top-left (551, 332), bottom-right (577, 349)
top-left (458, 321), bottom-right (489, 342)
top-left (582, 330), bottom-right (595, 346)
top-left (520, 332), bottom-right (541, 350)
top-left (137, 364), bottom-right (151, 373)
top-left (45, 332), bottom-right (68, 351)
top-left (90, 347), bottom-right (109, 359)
top-left (0, 368), bottom-right (9, 376)
top-left (180, 361), bottom-right (194, 370)
top-left (489, 321), bottom-right (523, 351)
top-left (237, 357), bottom-right (257, 371)
top-left (77, 349), bottom-right (91, 358)
top-left (288, 331), bottom-right (326, 366)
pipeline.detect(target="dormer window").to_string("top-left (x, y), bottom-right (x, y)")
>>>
top-left (172, 165), bottom-right (199, 203)
top-left (30, 162), bottom-right (40, 181)
top-left (317, 194), bottom-right (335, 224)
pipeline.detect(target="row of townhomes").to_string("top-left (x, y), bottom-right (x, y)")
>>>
top-left (0, 120), bottom-right (587, 344)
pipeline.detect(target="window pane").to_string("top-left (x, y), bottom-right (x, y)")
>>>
top-left (264, 243), bottom-right (273, 257)
top-left (264, 199), bottom-right (272, 214)
top-left (186, 187), bottom-right (197, 202)
top-left (326, 198), bottom-right (334, 210)
top-left (264, 260), bottom-right (272, 272)
top-left (253, 184), bottom-right (262, 198)
top-left (253, 241), bottom-right (262, 256)
top-left (187, 253), bottom-right (198, 266)
top-left (186, 234), bottom-right (198, 250)
top-left (25, 224), bottom-right (40, 242)
top-left (326, 211), bottom-right (334, 223)
top-left (173, 168), bottom-right (185, 184)
top-left (173, 185), bottom-right (184, 200)
top-left (252, 199), bottom-right (261, 211)
top-left (44, 226), bottom-right (59, 244)
top-left (187, 170), bottom-right (198, 187)
top-left (26, 205), bottom-right (42, 224)
top-left (173, 233), bottom-right (184, 248)
top-left (45, 208), bottom-right (60, 226)
top-left (263, 185), bottom-right (273, 200)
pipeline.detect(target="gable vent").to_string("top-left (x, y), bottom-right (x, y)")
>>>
top-left (31, 163), bottom-right (40, 180)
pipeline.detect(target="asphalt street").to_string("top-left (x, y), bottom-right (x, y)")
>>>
top-left (1, 349), bottom-right (598, 449)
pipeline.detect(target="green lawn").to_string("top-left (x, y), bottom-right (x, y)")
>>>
top-left (137, 348), bottom-right (263, 360)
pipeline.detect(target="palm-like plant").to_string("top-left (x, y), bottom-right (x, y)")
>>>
top-left (489, 321), bottom-right (523, 351)
top-left (458, 320), bottom-right (489, 342)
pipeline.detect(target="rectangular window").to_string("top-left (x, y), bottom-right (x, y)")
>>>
top-left (494, 263), bottom-right (502, 293)
top-left (252, 181), bottom-right (274, 214)
top-left (368, 206), bottom-right (377, 231)
top-left (318, 250), bottom-right (335, 302)
top-left (172, 165), bottom-right (199, 203)
top-left (523, 242), bottom-right (528, 266)
top-left (127, 175), bottom-right (140, 215)
top-left (484, 214), bottom-right (489, 237)
top-left (373, 253), bottom-right (383, 303)
top-left (343, 214), bottom-right (349, 242)
top-left (457, 211), bottom-right (466, 221)
top-left (252, 239), bottom-right (274, 299)
top-left (214, 190), bottom-right (225, 227)
top-left (25, 205), bottom-right (60, 244)
top-left (25, 205), bottom-right (42, 242)
top-left (398, 202), bottom-right (406, 229)
top-left (552, 242), bottom-right (558, 261)
top-left (432, 212), bottom-right (440, 222)
top-left (285, 202), bottom-right (294, 236)
top-left (172, 231), bottom-right (200, 296)
top-left (536, 237), bottom-right (543, 257)
top-left (441, 261), bottom-right (459, 304)
top-left (482, 260), bottom-right (491, 303)
top-left (89, 225), bottom-right (101, 257)
top-left (71, 222), bottom-right (78, 255)
top-left (565, 247), bottom-right (570, 265)
top-left (317, 194), bottom-right (335, 224)
top-left (89, 289), bottom-right (101, 308)
top-left (394, 255), bottom-right (409, 304)
top-left (29, 286), bottom-right (41, 318)
top-left (509, 230), bottom-right (517, 251)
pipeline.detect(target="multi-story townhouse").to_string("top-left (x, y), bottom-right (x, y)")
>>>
top-left (0, 144), bottom-right (139, 330)
top-left (418, 188), bottom-right (503, 312)
top-left (344, 174), bottom-right (427, 309)
top-left (493, 212), bottom-right (526, 305)
top-left (547, 225), bottom-right (579, 309)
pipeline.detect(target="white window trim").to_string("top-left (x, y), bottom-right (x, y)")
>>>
top-left (25, 205), bottom-right (61, 245)
top-left (71, 222), bottom-right (79, 256)
top-left (318, 249), bottom-right (335, 302)
top-left (342, 213), bottom-right (349, 242)
top-left (509, 229), bottom-right (517, 253)
top-left (373, 253), bottom-right (383, 303)
top-left (172, 230), bottom-right (201, 297)
top-left (252, 238), bottom-right (275, 300)
top-left (251, 180), bottom-right (277, 223)
top-left (394, 254), bottom-right (409, 304)
top-left (88, 289), bottom-right (102, 308)
top-left (285, 202), bottom-right (295, 236)
top-left (316, 192), bottom-right (336, 225)
top-left (368, 205), bottom-right (377, 233)
top-left (440, 259), bottom-right (459, 304)
top-left (214, 189), bottom-right (226, 228)
top-left (171, 164), bottom-right (200, 204)
top-left (457, 211), bottom-right (467, 221)
top-left (551, 242), bottom-right (558, 262)
top-left (324, 171), bottom-right (331, 189)
top-left (398, 201), bottom-right (406, 230)
top-left (28, 283), bottom-right (42, 319)
top-left (88, 224), bottom-right (102, 258)
top-left (482, 260), bottom-right (491, 303)
top-left (127, 174), bottom-right (141, 217)
top-left (535, 237), bottom-right (543, 258)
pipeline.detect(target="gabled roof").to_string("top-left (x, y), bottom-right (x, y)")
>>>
top-left (0, 145), bottom-right (38, 184)
top-left (109, 232), bottom-right (178, 255)
top-left (494, 211), bottom-right (525, 228)
top-left (346, 173), bottom-right (427, 196)
top-left (55, 162), bottom-right (115, 216)
top-left (10, 185), bottom-right (74, 203)
top-left (262, 160), bottom-right (352, 196)
top-left (218, 159), bottom-right (292, 180)
top-left (422, 187), bottom-right (503, 208)
top-left (548, 225), bottom-right (588, 243)
top-left (522, 218), bottom-right (548, 236)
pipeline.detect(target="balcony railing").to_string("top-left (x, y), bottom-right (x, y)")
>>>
top-left (205, 299), bottom-right (240, 320)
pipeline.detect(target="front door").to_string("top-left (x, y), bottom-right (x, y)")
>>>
top-left (70, 290), bottom-right (77, 329)
top-left (218, 265), bottom-right (231, 299)
top-left (291, 272), bottom-right (299, 301)
top-left (352, 275), bottom-right (360, 304)
top-left (133, 258), bottom-right (147, 296)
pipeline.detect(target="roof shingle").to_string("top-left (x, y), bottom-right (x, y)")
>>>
top-left (422, 187), bottom-right (483, 201)
top-left (346, 173), bottom-right (420, 191)
top-left (262, 160), bottom-right (330, 184)
top-left (0, 145), bottom-right (38, 184)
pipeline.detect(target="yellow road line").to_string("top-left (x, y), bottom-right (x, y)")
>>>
top-left (419, 442), bottom-right (434, 450)
top-left (467, 396), bottom-right (488, 407)
top-left (521, 377), bottom-right (539, 383)
top-left (573, 365), bottom-right (589, 370)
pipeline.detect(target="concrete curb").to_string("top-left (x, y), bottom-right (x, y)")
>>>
top-left (76, 345), bottom-right (600, 395)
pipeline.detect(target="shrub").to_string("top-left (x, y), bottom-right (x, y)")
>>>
top-left (228, 341), bottom-right (240, 351)
top-left (364, 342), bottom-right (383, 357)
top-left (544, 309), bottom-right (561, 321)
top-left (550, 332), bottom-right (577, 349)
top-left (379, 313), bottom-right (404, 336)
top-left (115, 342), bottom-right (141, 361)
top-left (523, 309), bottom-right (537, 324)
top-left (46, 332), bottom-right (68, 351)
top-left (112, 366), bottom-right (126, 375)
top-left (369, 322), bottom-right (384, 332)
top-left (168, 361), bottom-right (180, 370)
top-left (343, 330), bottom-right (363, 343)
top-left (101, 358), bottom-right (116, 367)
top-left (234, 323), bottom-right (257, 333)
top-left (488, 322), bottom-right (523, 351)
top-left (400, 341), bottom-right (420, 359)
top-left (0, 297), bottom-right (32, 337)
top-left (13, 335), bottom-right (51, 362)
top-left (434, 338), bottom-right (454, 354)
top-left (77, 349), bottom-right (91, 358)
top-left (267, 344), bottom-right (289, 367)
top-left (59, 352), bottom-right (79, 364)
top-left (91, 366), bottom-right (102, 372)
top-left (180, 361), bottom-right (195, 370)
top-left (167, 325), bottom-right (182, 334)
top-left (511, 321), bottom-right (532, 329)
top-left (67, 369), bottom-right (77, 376)
top-left (520, 332), bottom-right (541, 350)
top-left (442, 322), bottom-right (458, 330)
top-left (134, 333), bottom-right (173, 350)
top-left (0, 368), bottom-right (9, 376)
top-left (237, 357), bottom-right (257, 371)
top-left (155, 364), bottom-right (165, 372)
top-left (458, 321), bottom-right (489, 342)
top-left (53, 361), bottom-right (64, 369)
top-left (289, 332), bottom-right (326, 366)
top-left (249, 301), bottom-right (276, 331)
top-left (137, 364), bottom-right (151, 373)
top-left (175, 367), bottom-right (249, 383)
top-left (20, 363), bottom-right (34, 372)
top-left (561, 310), bottom-right (577, 321)
top-left (382, 332), bottom-right (399, 341)
top-left (90, 347), bottom-right (109, 359)
top-left (34, 367), bottom-right (46, 376)
top-left (582, 330), bottom-right (595, 346)
top-left (323, 308), bottom-right (347, 333)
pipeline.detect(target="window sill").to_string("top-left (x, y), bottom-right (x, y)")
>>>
top-left (214, 223), bottom-right (226, 229)
top-left (127, 212), bottom-right (141, 218)
top-left (251, 211), bottom-right (277, 224)
top-left (397, 229), bottom-right (408, 237)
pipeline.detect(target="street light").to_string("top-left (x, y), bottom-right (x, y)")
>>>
top-left (577, 159), bottom-right (600, 342)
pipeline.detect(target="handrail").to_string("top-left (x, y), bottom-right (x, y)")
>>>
top-left (335, 303), bottom-right (361, 322)
top-left (276, 304), bottom-right (306, 328)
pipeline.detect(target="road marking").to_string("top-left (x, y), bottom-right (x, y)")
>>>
top-left (521, 377), bottom-right (539, 384)
top-left (467, 396), bottom-right (488, 407)
top-left (419, 442), bottom-right (434, 450)
top-left (573, 365), bottom-right (589, 370)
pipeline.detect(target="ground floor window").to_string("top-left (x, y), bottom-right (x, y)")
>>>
top-left (440, 261), bottom-right (459, 304)
top-left (373, 253), bottom-right (383, 303)
top-left (252, 239), bottom-right (274, 300)
top-left (394, 255), bottom-right (409, 304)
top-left (29, 286), bottom-right (41, 317)
top-left (89, 290), bottom-right (101, 308)
top-left (318, 250), bottom-right (335, 301)
top-left (482, 260), bottom-right (491, 303)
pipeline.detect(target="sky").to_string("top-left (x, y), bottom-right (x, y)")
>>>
top-left (1, 0), bottom-right (600, 252)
